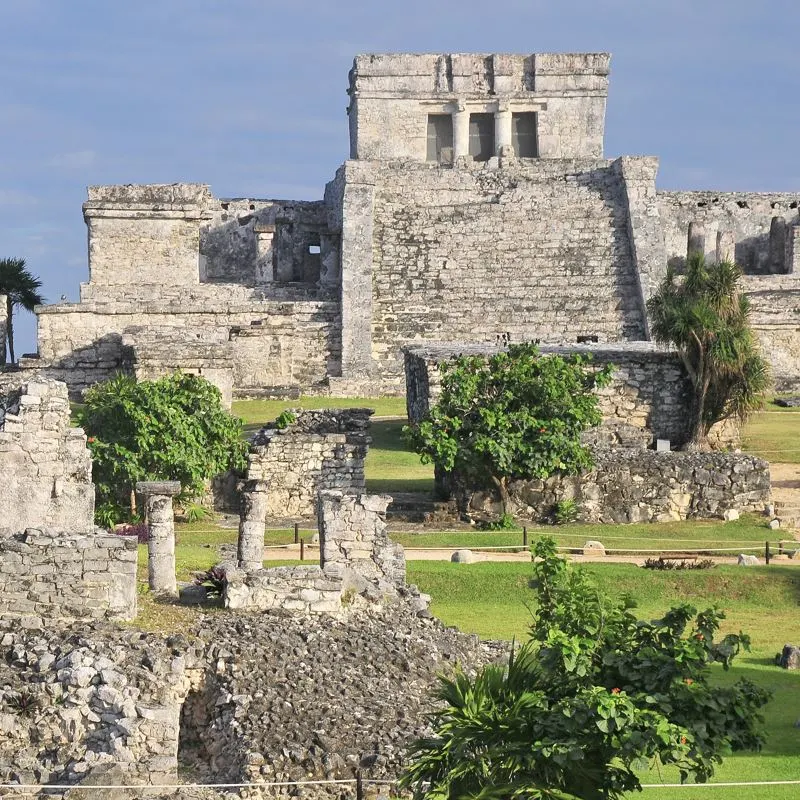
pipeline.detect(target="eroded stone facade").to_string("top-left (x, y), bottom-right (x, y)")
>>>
top-left (11, 51), bottom-right (799, 398)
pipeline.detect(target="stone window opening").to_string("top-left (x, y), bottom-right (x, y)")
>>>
top-left (512, 112), bottom-right (538, 158)
top-left (469, 113), bottom-right (495, 161)
top-left (426, 114), bottom-right (454, 163)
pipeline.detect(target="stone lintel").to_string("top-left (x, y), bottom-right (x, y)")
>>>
top-left (136, 481), bottom-right (182, 497)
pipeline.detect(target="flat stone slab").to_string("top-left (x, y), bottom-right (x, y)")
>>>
top-left (135, 481), bottom-right (181, 497)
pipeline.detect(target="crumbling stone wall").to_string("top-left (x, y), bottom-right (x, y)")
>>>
top-left (467, 448), bottom-right (770, 523)
top-left (0, 378), bottom-right (94, 534)
top-left (224, 565), bottom-right (343, 614)
top-left (0, 529), bottom-right (137, 625)
top-left (247, 409), bottom-right (372, 518)
top-left (405, 342), bottom-right (697, 446)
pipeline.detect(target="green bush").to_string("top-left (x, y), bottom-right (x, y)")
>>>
top-left (78, 373), bottom-right (248, 526)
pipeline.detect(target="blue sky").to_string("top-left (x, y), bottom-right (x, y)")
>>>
top-left (1, 0), bottom-right (797, 352)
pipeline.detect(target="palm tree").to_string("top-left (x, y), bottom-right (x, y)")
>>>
top-left (0, 258), bottom-right (45, 365)
top-left (647, 253), bottom-right (770, 449)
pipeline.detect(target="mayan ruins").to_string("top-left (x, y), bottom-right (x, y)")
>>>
top-left (4, 52), bottom-right (798, 402)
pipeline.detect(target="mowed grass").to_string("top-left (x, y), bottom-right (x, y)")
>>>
top-left (743, 399), bottom-right (800, 463)
top-left (407, 560), bottom-right (800, 799)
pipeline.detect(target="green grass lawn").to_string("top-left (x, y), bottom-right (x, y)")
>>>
top-left (743, 400), bottom-right (800, 463)
top-left (407, 560), bottom-right (800, 799)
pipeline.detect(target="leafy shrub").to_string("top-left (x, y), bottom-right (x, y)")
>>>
top-left (644, 557), bottom-right (716, 571)
top-left (194, 566), bottom-right (227, 599)
top-left (551, 498), bottom-right (579, 524)
top-left (477, 513), bottom-right (517, 531)
top-left (78, 372), bottom-right (248, 526)
top-left (274, 409), bottom-right (298, 430)
top-left (183, 503), bottom-right (211, 523)
top-left (402, 538), bottom-right (769, 799)
top-left (404, 343), bottom-right (612, 514)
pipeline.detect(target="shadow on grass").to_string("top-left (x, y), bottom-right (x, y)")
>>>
top-left (369, 419), bottom-right (413, 452)
top-left (367, 480), bottom-right (435, 494)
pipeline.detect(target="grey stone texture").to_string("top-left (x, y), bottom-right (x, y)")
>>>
top-left (237, 479), bottom-right (268, 571)
top-left (466, 448), bottom-right (770, 523)
top-left (0, 379), bottom-right (94, 535)
top-left (246, 408), bottom-right (372, 518)
top-left (0, 529), bottom-right (138, 624)
top-left (404, 341), bottom-right (737, 450)
top-left (137, 481), bottom-right (180, 597)
top-left (7, 52), bottom-right (800, 399)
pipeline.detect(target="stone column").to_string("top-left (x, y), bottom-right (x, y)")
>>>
top-left (495, 104), bottom-right (513, 157)
top-left (137, 481), bottom-right (181, 597)
top-left (254, 223), bottom-right (275, 284)
top-left (687, 221), bottom-right (705, 259)
top-left (453, 103), bottom-right (470, 160)
top-left (238, 480), bottom-right (268, 571)
top-left (715, 229), bottom-right (735, 264)
top-left (788, 226), bottom-right (800, 274)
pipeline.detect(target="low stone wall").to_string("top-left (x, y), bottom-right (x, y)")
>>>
top-left (247, 408), bottom-right (372, 518)
top-left (468, 448), bottom-right (770, 523)
top-left (0, 379), bottom-right (94, 535)
top-left (405, 342), bottom-right (738, 450)
top-left (224, 565), bottom-right (343, 614)
top-left (0, 529), bottom-right (138, 624)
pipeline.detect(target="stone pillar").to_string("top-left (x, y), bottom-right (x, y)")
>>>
top-left (715, 229), bottom-right (735, 264)
top-left (769, 216), bottom-right (787, 273)
top-left (137, 481), bottom-right (181, 597)
top-left (238, 480), bottom-right (268, 571)
top-left (319, 233), bottom-right (341, 288)
top-left (453, 103), bottom-right (470, 160)
top-left (687, 221), bottom-right (705, 260)
top-left (495, 104), bottom-right (513, 157)
top-left (788, 226), bottom-right (800, 274)
top-left (254, 223), bottom-right (275, 284)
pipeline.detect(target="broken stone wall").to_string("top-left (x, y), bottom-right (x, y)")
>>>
top-left (0, 530), bottom-right (138, 624)
top-left (246, 409), bottom-right (372, 518)
top-left (468, 449), bottom-right (770, 523)
top-left (224, 565), bottom-right (344, 614)
top-left (0, 378), bottom-right (94, 533)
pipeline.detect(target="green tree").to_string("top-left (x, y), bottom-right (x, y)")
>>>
top-left (401, 539), bottom-right (769, 800)
top-left (647, 254), bottom-right (770, 449)
top-left (77, 372), bottom-right (248, 525)
top-left (404, 343), bottom-right (613, 515)
top-left (0, 257), bottom-right (45, 365)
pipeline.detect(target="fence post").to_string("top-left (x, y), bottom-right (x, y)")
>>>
top-left (765, 541), bottom-right (771, 565)
top-left (356, 770), bottom-right (364, 800)
top-left (300, 538), bottom-right (305, 561)
top-left (779, 540), bottom-right (784, 556)
top-left (523, 526), bottom-right (528, 547)
top-left (294, 522), bottom-right (299, 544)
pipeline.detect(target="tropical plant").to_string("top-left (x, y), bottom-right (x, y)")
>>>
top-left (77, 372), bottom-right (248, 525)
top-left (404, 343), bottom-right (613, 515)
top-left (401, 539), bottom-right (769, 800)
top-left (647, 253), bottom-right (770, 448)
top-left (0, 257), bottom-right (45, 365)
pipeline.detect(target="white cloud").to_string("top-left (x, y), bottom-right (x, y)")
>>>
top-left (47, 150), bottom-right (96, 170)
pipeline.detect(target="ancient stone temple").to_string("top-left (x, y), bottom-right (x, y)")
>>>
top-left (16, 52), bottom-right (800, 397)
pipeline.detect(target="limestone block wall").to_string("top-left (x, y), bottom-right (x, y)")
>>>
top-left (318, 491), bottom-right (404, 589)
top-left (329, 158), bottom-right (648, 389)
top-left (405, 342), bottom-right (694, 446)
top-left (0, 379), bottom-right (94, 534)
top-left (468, 449), bottom-right (770, 523)
top-left (0, 529), bottom-right (137, 623)
top-left (224, 565), bottom-right (343, 614)
top-left (247, 409), bottom-right (372, 517)
top-left (348, 52), bottom-right (609, 161)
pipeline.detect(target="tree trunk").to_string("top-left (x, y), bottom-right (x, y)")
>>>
top-left (4, 297), bottom-right (12, 365)
top-left (686, 374), bottom-right (712, 451)
top-left (490, 475), bottom-right (511, 517)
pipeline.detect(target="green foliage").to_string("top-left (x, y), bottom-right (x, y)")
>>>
top-left (0, 257), bottom-right (45, 364)
top-left (551, 498), bottom-right (579, 525)
top-left (404, 343), bottom-right (613, 513)
top-left (647, 254), bottom-right (770, 446)
top-left (643, 557), bottom-right (716, 571)
top-left (78, 373), bottom-right (248, 525)
top-left (401, 539), bottom-right (769, 800)
top-left (477, 512), bottom-right (518, 531)
top-left (274, 409), bottom-right (298, 430)
top-left (184, 503), bottom-right (211, 523)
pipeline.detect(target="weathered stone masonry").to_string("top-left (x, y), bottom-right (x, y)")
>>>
top-left (15, 51), bottom-right (800, 398)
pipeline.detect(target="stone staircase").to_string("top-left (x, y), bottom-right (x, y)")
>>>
top-left (769, 463), bottom-right (800, 535)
